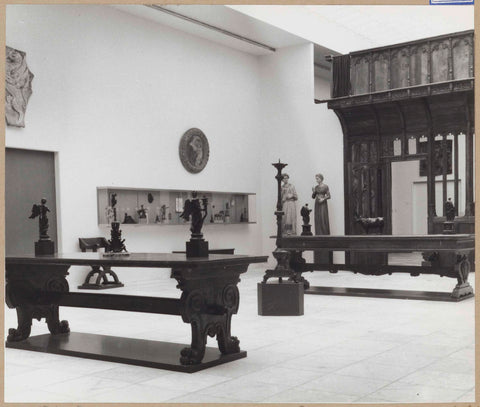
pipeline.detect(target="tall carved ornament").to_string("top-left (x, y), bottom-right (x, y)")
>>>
top-left (5, 46), bottom-right (34, 128)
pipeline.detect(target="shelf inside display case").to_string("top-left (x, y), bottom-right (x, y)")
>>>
top-left (97, 187), bottom-right (256, 226)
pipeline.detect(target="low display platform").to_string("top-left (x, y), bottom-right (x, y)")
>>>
top-left (6, 332), bottom-right (246, 373)
top-left (306, 286), bottom-right (475, 302)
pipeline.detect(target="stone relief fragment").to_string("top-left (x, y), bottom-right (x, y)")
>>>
top-left (6, 46), bottom-right (34, 127)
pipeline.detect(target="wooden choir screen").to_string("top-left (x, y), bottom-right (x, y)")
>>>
top-left (323, 30), bottom-right (474, 236)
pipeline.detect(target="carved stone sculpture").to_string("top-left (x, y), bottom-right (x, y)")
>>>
top-left (6, 46), bottom-right (34, 127)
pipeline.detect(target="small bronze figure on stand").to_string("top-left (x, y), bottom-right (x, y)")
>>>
top-left (104, 193), bottom-right (129, 256)
top-left (28, 198), bottom-right (55, 255)
top-left (443, 198), bottom-right (456, 234)
top-left (180, 191), bottom-right (209, 257)
top-left (300, 204), bottom-right (313, 236)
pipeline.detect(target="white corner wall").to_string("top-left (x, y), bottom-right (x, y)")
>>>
top-left (257, 44), bottom-right (344, 262)
top-left (6, 5), bottom-right (266, 284)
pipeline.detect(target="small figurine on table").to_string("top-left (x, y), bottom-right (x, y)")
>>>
top-left (225, 202), bottom-right (231, 223)
top-left (443, 197), bottom-right (456, 234)
top-left (161, 204), bottom-right (168, 221)
top-left (300, 203), bottom-right (313, 236)
top-left (110, 193), bottom-right (118, 222)
top-left (301, 203), bottom-right (312, 225)
top-left (123, 212), bottom-right (136, 224)
top-left (180, 192), bottom-right (208, 235)
top-left (29, 198), bottom-right (50, 238)
top-left (28, 198), bottom-right (55, 255)
top-left (105, 206), bottom-right (115, 223)
top-left (180, 191), bottom-right (209, 257)
top-left (445, 198), bottom-right (455, 221)
top-left (137, 204), bottom-right (148, 224)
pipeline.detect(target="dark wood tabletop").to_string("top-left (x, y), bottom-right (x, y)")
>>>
top-left (276, 234), bottom-right (475, 251)
top-left (6, 252), bottom-right (269, 268)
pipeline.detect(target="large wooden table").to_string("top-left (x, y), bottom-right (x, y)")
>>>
top-left (5, 252), bottom-right (268, 372)
top-left (264, 234), bottom-right (474, 302)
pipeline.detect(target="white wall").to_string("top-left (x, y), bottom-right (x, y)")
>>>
top-left (257, 44), bottom-right (344, 263)
top-left (6, 5), bottom-right (346, 282)
top-left (391, 160), bottom-right (420, 235)
top-left (314, 74), bottom-right (330, 101)
top-left (6, 5), bottom-right (266, 284)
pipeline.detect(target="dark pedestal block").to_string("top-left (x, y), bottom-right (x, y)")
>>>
top-left (301, 225), bottom-right (313, 236)
top-left (186, 239), bottom-right (209, 257)
top-left (35, 239), bottom-right (55, 255)
top-left (258, 281), bottom-right (304, 316)
top-left (5, 332), bottom-right (246, 373)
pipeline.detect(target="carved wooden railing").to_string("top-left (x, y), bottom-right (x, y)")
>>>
top-left (330, 30), bottom-right (473, 99)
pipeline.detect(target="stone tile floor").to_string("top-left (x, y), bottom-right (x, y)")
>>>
top-left (4, 257), bottom-right (476, 403)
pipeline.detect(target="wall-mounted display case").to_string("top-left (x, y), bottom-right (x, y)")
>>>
top-left (97, 187), bottom-right (256, 226)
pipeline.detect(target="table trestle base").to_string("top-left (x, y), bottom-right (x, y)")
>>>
top-left (5, 332), bottom-right (246, 373)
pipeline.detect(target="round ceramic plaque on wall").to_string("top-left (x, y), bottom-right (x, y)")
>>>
top-left (179, 128), bottom-right (210, 173)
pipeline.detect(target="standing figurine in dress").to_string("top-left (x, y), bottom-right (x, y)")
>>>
top-left (312, 173), bottom-right (331, 235)
top-left (312, 173), bottom-right (332, 263)
top-left (281, 173), bottom-right (298, 235)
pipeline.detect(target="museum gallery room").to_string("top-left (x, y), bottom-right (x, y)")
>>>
top-left (3, 3), bottom-right (476, 404)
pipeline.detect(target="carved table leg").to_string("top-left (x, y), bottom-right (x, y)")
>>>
top-left (173, 266), bottom-right (245, 365)
top-left (181, 319), bottom-right (207, 365)
top-left (451, 253), bottom-right (474, 299)
top-left (216, 285), bottom-right (240, 354)
top-left (7, 306), bottom-right (33, 342)
top-left (46, 305), bottom-right (70, 335)
top-left (6, 264), bottom-right (70, 342)
top-left (103, 266), bottom-right (122, 285)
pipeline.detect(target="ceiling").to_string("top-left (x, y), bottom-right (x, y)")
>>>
top-left (111, 4), bottom-right (308, 56)
top-left (229, 5), bottom-right (474, 54)
top-left (111, 4), bottom-right (473, 78)
top-left (111, 4), bottom-right (337, 77)
top-left (304, 5), bottom-right (474, 52)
